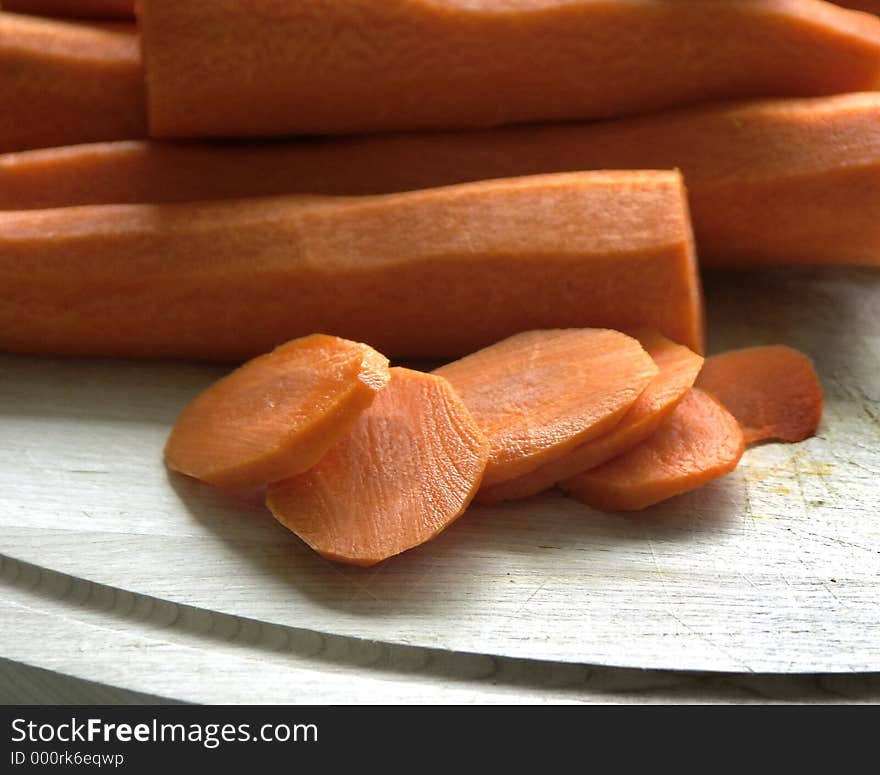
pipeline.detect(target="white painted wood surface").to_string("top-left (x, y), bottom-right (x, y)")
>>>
top-left (1, 268), bottom-right (878, 701)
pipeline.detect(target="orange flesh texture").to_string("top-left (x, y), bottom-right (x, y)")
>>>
top-left (0, 13), bottom-right (146, 152)
top-left (164, 335), bottom-right (391, 492)
top-left (266, 368), bottom-right (490, 567)
top-left (434, 329), bottom-right (659, 488)
top-left (695, 345), bottom-right (824, 445)
top-left (561, 388), bottom-right (745, 512)
top-left (138, 0), bottom-right (880, 139)
top-left (4, 91), bottom-right (880, 269)
top-left (2, 1), bottom-right (134, 17)
top-left (0, 170), bottom-right (704, 361)
top-left (478, 329), bottom-right (704, 502)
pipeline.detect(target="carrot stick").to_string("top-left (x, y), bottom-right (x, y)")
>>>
top-left (5, 91), bottom-right (880, 267)
top-left (560, 388), bottom-right (745, 512)
top-left (164, 335), bottom-right (390, 492)
top-left (0, 13), bottom-right (146, 153)
top-left (138, 0), bottom-right (880, 139)
top-left (2, 1), bottom-right (134, 18)
top-left (434, 329), bottom-right (659, 488)
top-left (266, 368), bottom-right (489, 567)
top-left (0, 171), bottom-right (704, 361)
top-left (478, 330), bottom-right (704, 502)
top-left (695, 345), bottom-right (824, 445)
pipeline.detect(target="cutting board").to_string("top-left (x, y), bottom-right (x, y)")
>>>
top-left (1, 268), bottom-right (878, 677)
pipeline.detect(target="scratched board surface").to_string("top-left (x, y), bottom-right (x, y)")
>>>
top-left (0, 268), bottom-right (878, 674)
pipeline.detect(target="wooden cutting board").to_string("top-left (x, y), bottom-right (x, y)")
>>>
top-left (1, 268), bottom-right (878, 680)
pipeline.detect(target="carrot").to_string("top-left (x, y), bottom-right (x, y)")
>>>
top-left (478, 330), bottom-right (704, 502)
top-left (4, 90), bottom-right (879, 268)
top-left (434, 329), bottom-right (659, 488)
top-left (695, 345), bottom-right (824, 445)
top-left (560, 389), bottom-right (745, 512)
top-left (266, 368), bottom-right (489, 567)
top-left (2, 1), bottom-right (134, 18)
top-left (0, 171), bottom-right (704, 361)
top-left (164, 335), bottom-right (390, 492)
top-left (138, 0), bottom-right (880, 139)
top-left (0, 13), bottom-right (146, 153)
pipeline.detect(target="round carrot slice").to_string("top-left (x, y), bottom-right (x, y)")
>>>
top-left (695, 344), bottom-right (823, 445)
top-left (164, 334), bottom-right (390, 491)
top-left (434, 328), bottom-right (659, 487)
top-left (266, 367), bottom-right (489, 567)
top-left (561, 388), bottom-right (745, 512)
top-left (478, 329), bottom-right (704, 502)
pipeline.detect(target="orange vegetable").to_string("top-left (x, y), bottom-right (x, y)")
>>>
top-left (266, 368), bottom-right (489, 567)
top-left (2, 1), bottom-right (134, 18)
top-left (0, 13), bottom-right (146, 153)
top-left (5, 90), bottom-right (880, 267)
top-left (561, 389), bottom-right (745, 512)
top-left (695, 345), bottom-right (824, 445)
top-left (478, 330), bottom-right (704, 502)
top-left (0, 171), bottom-right (704, 360)
top-left (164, 335), bottom-right (390, 492)
top-left (138, 0), bottom-right (880, 139)
top-left (434, 329), bottom-right (658, 488)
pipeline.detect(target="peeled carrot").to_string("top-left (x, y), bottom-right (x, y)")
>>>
top-left (138, 0), bottom-right (880, 139)
top-left (266, 368), bottom-right (489, 567)
top-left (2, 1), bottom-right (134, 18)
top-left (434, 329), bottom-right (658, 488)
top-left (5, 91), bottom-right (880, 268)
top-left (0, 171), bottom-right (704, 361)
top-left (695, 346), bottom-right (824, 445)
top-left (478, 330), bottom-right (704, 502)
top-left (561, 389), bottom-right (745, 512)
top-left (0, 13), bottom-right (146, 153)
top-left (164, 335), bottom-right (390, 492)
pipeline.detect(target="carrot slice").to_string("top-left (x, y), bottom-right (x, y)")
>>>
top-left (695, 345), bottom-right (823, 445)
top-left (0, 13), bottom-right (146, 153)
top-left (164, 335), bottom-right (390, 492)
top-left (561, 388), bottom-right (745, 512)
top-left (266, 368), bottom-right (489, 567)
top-left (478, 330), bottom-right (704, 502)
top-left (434, 329), bottom-right (658, 488)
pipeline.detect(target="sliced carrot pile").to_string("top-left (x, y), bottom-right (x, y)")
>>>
top-left (695, 345), bottom-right (824, 445)
top-left (434, 329), bottom-right (658, 488)
top-left (561, 388), bottom-right (745, 512)
top-left (266, 368), bottom-right (489, 567)
top-left (164, 334), bottom-right (390, 492)
top-left (478, 330), bottom-right (704, 503)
